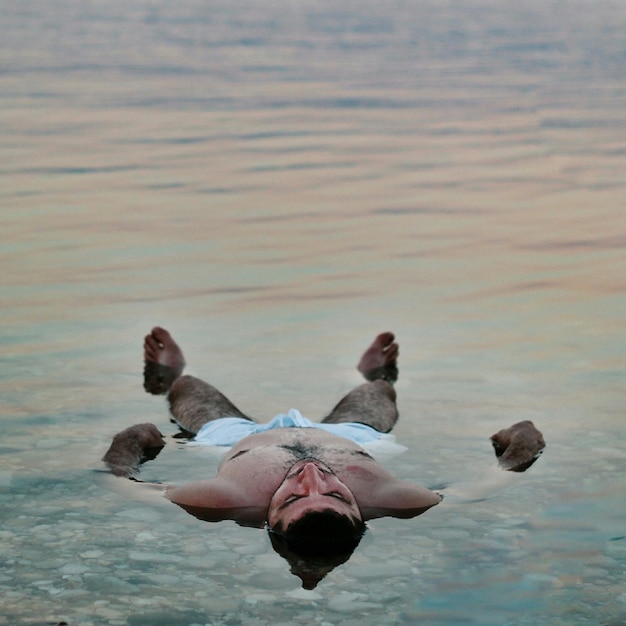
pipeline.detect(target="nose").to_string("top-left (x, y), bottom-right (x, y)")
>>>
top-left (296, 463), bottom-right (326, 491)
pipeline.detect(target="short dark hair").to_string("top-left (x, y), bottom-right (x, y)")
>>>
top-left (270, 509), bottom-right (365, 556)
top-left (267, 510), bottom-right (366, 589)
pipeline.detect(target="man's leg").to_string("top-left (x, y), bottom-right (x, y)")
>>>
top-left (168, 375), bottom-right (252, 435)
top-left (321, 332), bottom-right (400, 433)
top-left (321, 379), bottom-right (398, 433)
top-left (143, 327), bottom-right (253, 435)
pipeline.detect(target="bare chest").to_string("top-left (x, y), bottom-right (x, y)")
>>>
top-left (216, 430), bottom-right (385, 501)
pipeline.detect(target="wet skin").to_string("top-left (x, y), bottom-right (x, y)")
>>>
top-left (104, 327), bottom-right (544, 527)
top-left (267, 459), bottom-right (362, 530)
top-left (490, 420), bottom-right (545, 472)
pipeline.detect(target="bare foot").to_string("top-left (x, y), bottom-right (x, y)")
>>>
top-left (143, 327), bottom-right (186, 395)
top-left (144, 327), bottom-right (186, 369)
top-left (357, 332), bottom-right (399, 382)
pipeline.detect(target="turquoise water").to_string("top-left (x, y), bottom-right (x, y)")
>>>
top-left (1, 1), bottom-right (625, 624)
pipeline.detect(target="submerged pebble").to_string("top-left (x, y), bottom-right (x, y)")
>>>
top-left (285, 587), bottom-right (323, 601)
top-left (82, 574), bottom-right (141, 593)
top-left (327, 591), bottom-right (382, 613)
top-left (346, 560), bottom-right (413, 579)
top-left (246, 571), bottom-right (291, 589)
top-left (59, 563), bottom-right (90, 575)
top-left (127, 550), bottom-right (183, 563)
top-left (116, 507), bottom-right (162, 522)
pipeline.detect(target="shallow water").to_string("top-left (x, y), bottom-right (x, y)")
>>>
top-left (1, 1), bottom-right (625, 624)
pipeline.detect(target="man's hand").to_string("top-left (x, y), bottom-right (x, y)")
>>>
top-left (103, 423), bottom-right (165, 478)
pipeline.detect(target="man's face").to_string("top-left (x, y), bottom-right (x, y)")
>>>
top-left (267, 459), bottom-right (362, 530)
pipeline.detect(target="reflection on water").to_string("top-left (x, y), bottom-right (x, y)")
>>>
top-left (1, 0), bottom-right (625, 624)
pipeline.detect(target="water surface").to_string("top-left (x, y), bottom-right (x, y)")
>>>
top-left (1, 1), bottom-right (625, 624)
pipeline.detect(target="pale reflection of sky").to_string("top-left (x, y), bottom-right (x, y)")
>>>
top-left (1, 1), bottom-right (625, 624)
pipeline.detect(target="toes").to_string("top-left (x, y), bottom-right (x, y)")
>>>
top-left (375, 332), bottom-right (395, 349)
top-left (383, 342), bottom-right (399, 364)
top-left (143, 326), bottom-right (185, 376)
top-left (144, 327), bottom-right (173, 359)
top-left (143, 334), bottom-right (162, 360)
top-left (358, 332), bottom-right (399, 382)
top-left (373, 333), bottom-right (398, 365)
top-left (151, 326), bottom-right (172, 347)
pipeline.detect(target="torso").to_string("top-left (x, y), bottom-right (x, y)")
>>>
top-left (168, 427), bottom-right (441, 525)
top-left (217, 428), bottom-right (395, 505)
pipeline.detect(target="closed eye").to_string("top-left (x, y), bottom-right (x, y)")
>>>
top-left (280, 492), bottom-right (350, 510)
top-left (324, 491), bottom-right (349, 503)
top-left (276, 494), bottom-right (305, 511)
top-left (283, 495), bottom-right (304, 506)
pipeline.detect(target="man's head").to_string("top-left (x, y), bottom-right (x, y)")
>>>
top-left (266, 459), bottom-right (365, 588)
top-left (267, 459), bottom-right (363, 531)
top-left (267, 510), bottom-right (365, 588)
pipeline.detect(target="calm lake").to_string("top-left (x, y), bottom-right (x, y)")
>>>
top-left (1, 1), bottom-right (625, 624)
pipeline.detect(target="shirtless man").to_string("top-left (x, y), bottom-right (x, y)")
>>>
top-left (104, 329), bottom-right (440, 567)
top-left (104, 328), bottom-right (545, 587)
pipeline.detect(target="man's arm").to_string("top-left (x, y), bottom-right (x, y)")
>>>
top-left (103, 424), bottom-right (267, 526)
top-left (166, 479), bottom-right (267, 527)
top-left (359, 480), bottom-right (442, 521)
